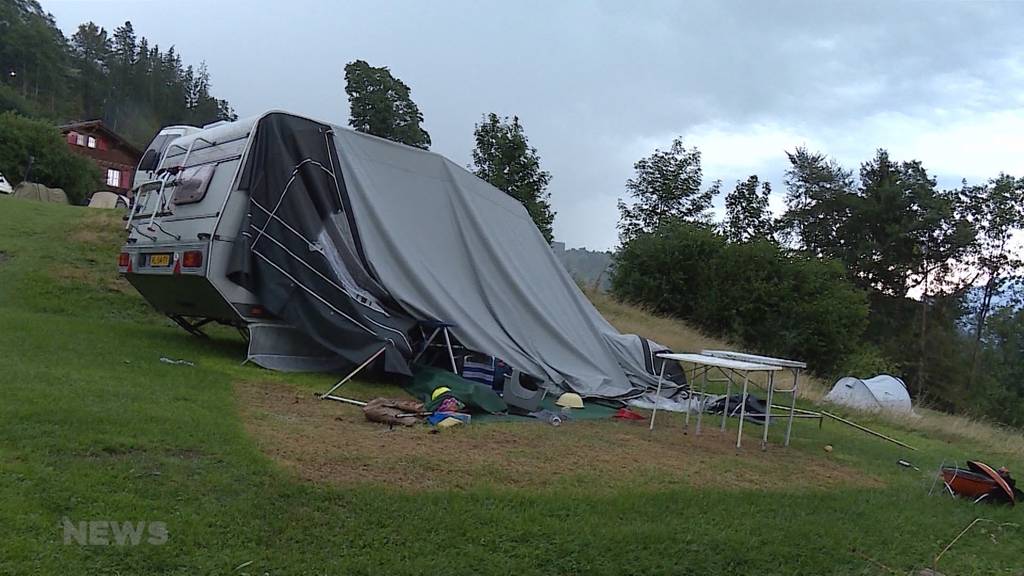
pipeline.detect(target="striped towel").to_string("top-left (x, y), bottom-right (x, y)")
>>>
top-left (461, 354), bottom-right (496, 387)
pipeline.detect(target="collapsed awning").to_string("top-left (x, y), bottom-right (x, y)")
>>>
top-left (229, 112), bottom-right (677, 399)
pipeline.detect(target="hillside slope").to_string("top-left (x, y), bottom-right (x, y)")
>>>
top-left (1, 196), bottom-right (1021, 575)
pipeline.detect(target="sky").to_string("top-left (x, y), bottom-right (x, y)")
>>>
top-left (45, 0), bottom-right (1024, 251)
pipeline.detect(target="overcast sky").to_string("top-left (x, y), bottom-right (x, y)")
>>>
top-left (47, 0), bottom-right (1024, 251)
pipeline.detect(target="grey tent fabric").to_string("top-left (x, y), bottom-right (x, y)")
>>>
top-left (331, 129), bottom-right (664, 399)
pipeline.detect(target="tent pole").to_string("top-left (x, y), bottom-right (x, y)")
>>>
top-left (411, 327), bottom-right (440, 363)
top-left (442, 327), bottom-right (457, 373)
top-left (322, 394), bottom-right (367, 407)
top-left (319, 346), bottom-right (386, 399)
top-left (820, 411), bottom-right (918, 451)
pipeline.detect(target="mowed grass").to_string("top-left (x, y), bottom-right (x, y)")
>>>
top-left (0, 195), bottom-right (1022, 575)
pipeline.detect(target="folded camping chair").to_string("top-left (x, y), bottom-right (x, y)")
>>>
top-left (503, 370), bottom-right (547, 412)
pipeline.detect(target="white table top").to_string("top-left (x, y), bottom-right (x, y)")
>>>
top-left (656, 352), bottom-right (782, 372)
top-left (701, 349), bottom-right (807, 369)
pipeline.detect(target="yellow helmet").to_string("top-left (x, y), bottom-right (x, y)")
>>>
top-left (431, 387), bottom-right (452, 401)
top-left (556, 392), bottom-right (584, 409)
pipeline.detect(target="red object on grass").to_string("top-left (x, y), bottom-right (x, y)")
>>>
top-left (614, 408), bottom-right (646, 421)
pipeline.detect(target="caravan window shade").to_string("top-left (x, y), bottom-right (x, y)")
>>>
top-left (171, 165), bottom-right (215, 205)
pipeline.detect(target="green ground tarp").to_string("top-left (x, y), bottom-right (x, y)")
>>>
top-left (406, 365), bottom-right (507, 413)
top-left (405, 365), bottom-right (619, 422)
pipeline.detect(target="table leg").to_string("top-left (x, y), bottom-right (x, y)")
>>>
top-left (696, 365), bottom-right (708, 435)
top-left (736, 372), bottom-right (749, 449)
top-left (784, 369), bottom-right (799, 447)
top-left (649, 359), bottom-right (666, 431)
top-left (684, 365), bottom-right (696, 434)
top-left (721, 369), bottom-right (732, 432)
top-left (761, 371), bottom-right (774, 451)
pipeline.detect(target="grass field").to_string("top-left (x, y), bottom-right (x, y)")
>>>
top-left (1, 196), bottom-right (1022, 575)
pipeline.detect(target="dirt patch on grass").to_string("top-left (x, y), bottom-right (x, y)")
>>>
top-left (237, 381), bottom-right (883, 492)
top-left (0, 251), bottom-right (9, 266)
top-left (51, 263), bottom-right (134, 293)
top-left (70, 211), bottom-right (126, 246)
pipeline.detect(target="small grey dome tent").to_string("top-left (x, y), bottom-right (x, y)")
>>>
top-left (825, 375), bottom-right (912, 413)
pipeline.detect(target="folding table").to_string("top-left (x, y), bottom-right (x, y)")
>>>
top-left (649, 353), bottom-right (782, 449)
top-left (701, 350), bottom-right (807, 447)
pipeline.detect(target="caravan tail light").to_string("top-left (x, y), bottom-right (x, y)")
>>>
top-left (181, 250), bottom-right (203, 268)
top-left (118, 252), bottom-right (130, 267)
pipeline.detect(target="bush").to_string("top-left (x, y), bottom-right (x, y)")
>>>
top-left (611, 222), bottom-right (724, 319)
top-left (611, 223), bottom-right (869, 373)
top-left (0, 112), bottom-right (100, 204)
top-left (836, 345), bottom-right (900, 380)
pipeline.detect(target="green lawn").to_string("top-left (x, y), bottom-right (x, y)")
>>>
top-left (0, 196), bottom-right (1021, 575)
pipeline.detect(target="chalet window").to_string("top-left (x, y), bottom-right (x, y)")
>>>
top-left (76, 134), bottom-right (86, 146)
top-left (87, 136), bottom-right (96, 149)
top-left (66, 131), bottom-right (78, 144)
top-left (106, 169), bottom-right (121, 188)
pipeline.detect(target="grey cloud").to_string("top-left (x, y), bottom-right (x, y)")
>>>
top-left (46, 0), bottom-right (1024, 249)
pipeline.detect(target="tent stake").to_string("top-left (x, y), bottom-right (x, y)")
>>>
top-left (820, 411), bottom-right (917, 451)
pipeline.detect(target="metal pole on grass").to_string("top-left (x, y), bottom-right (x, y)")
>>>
top-left (736, 371), bottom-right (750, 449)
top-left (649, 359), bottom-right (667, 431)
top-left (761, 370), bottom-right (774, 451)
top-left (319, 345), bottom-right (386, 399)
top-left (784, 368), bottom-right (799, 447)
top-left (695, 365), bottom-right (708, 435)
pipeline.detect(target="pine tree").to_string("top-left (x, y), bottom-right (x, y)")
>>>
top-left (343, 60), bottom-right (430, 149)
top-left (470, 113), bottom-right (555, 242)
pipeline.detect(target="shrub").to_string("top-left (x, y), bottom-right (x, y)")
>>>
top-left (611, 223), bottom-right (869, 373)
top-left (611, 222), bottom-right (724, 319)
top-left (0, 112), bottom-right (100, 204)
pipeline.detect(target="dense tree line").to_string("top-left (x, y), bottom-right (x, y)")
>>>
top-left (613, 137), bottom-right (1024, 426)
top-left (0, 0), bottom-right (235, 148)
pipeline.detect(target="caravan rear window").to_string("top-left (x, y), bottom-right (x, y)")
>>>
top-left (139, 133), bottom-right (177, 170)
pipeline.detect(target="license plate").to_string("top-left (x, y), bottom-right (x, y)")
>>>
top-left (147, 254), bottom-right (172, 267)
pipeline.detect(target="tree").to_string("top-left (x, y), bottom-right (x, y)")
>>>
top-left (782, 148), bottom-right (972, 298)
top-left (69, 23), bottom-right (110, 119)
top-left (779, 147), bottom-right (856, 255)
top-left (723, 175), bottom-right (773, 243)
top-left (0, 0), bottom-right (74, 116)
top-left (470, 113), bottom-right (555, 242)
top-left (958, 175), bottom-right (1024, 388)
top-left (846, 150), bottom-right (973, 297)
top-left (1, 10), bottom-right (235, 148)
top-left (343, 60), bottom-right (430, 149)
top-left (616, 138), bottom-right (719, 243)
top-left (0, 112), bottom-right (99, 204)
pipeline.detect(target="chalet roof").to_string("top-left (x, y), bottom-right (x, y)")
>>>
top-left (58, 120), bottom-right (142, 157)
